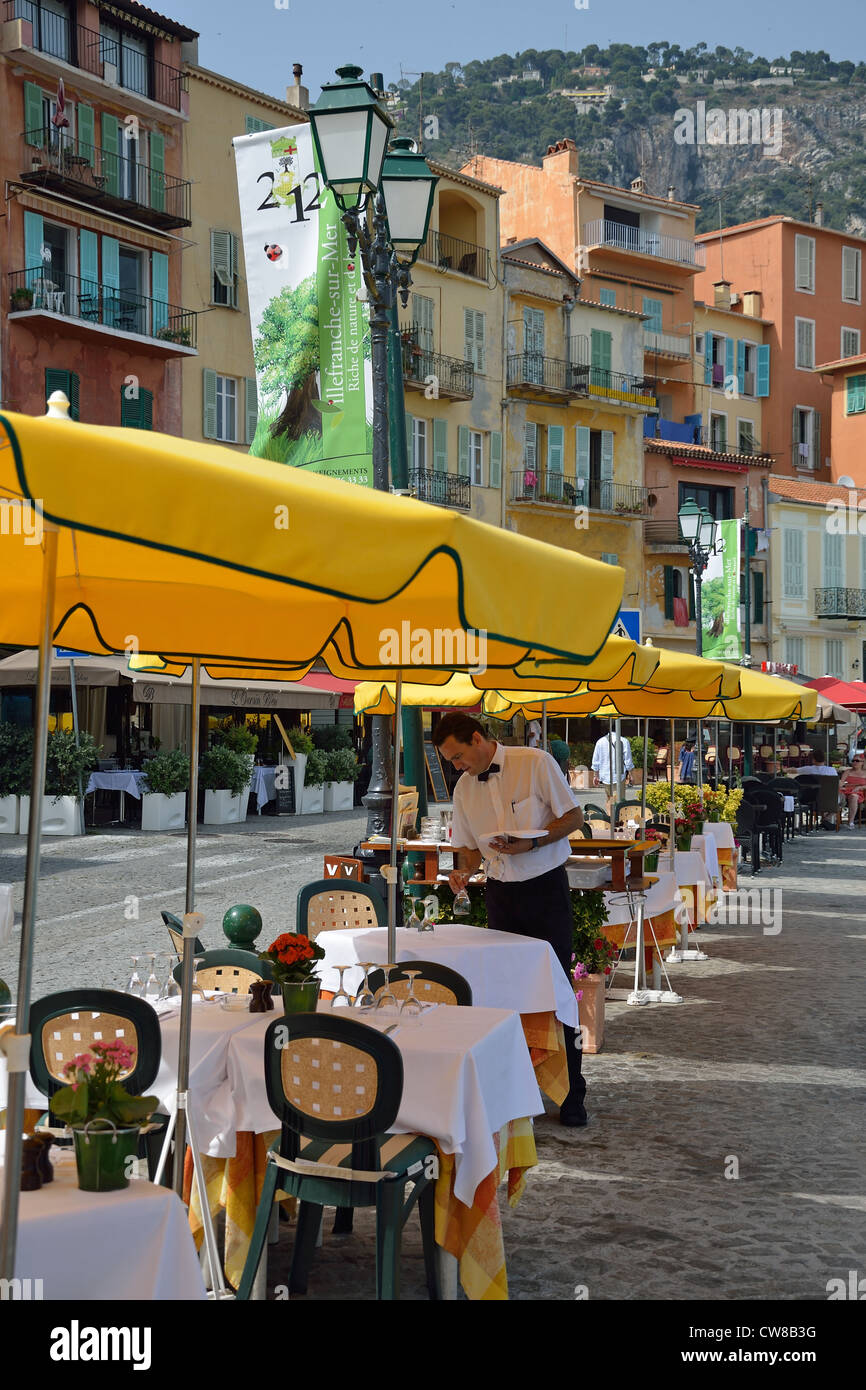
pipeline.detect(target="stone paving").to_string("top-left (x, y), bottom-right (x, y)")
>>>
top-left (1, 814), bottom-right (864, 1302)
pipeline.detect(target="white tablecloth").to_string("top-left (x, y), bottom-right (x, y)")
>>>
top-left (251, 766), bottom-right (277, 810)
top-left (227, 1003), bottom-right (543, 1206)
top-left (701, 820), bottom-right (736, 852)
top-left (85, 770), bottom-right (148, 799)
top-left (316, 924), bottom-right (579, 1029)
top-left (0, 1142), bottom-right (205, 1299)
top-left (688, 833), bottom-right (721, 884)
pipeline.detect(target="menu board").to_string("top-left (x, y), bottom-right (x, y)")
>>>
top-left (424, 739), bottom-right (449, 803)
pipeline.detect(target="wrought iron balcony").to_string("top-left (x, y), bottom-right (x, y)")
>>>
top-left (4, 2), bottom-right (187, 111)
top-left (8, 267), bottom-right (197, 350)
top-left (400, 341), bottom-right (474, 399)
top-left (815, 588), bottom-right (866, 619)
top-left (583, 218), bottom-right (705, 268)
top-left (585, 365), bottom-right (657, 408)
top-left (417, 228), bottom-right (489, 280)
top-left (507, 354), bottom-right (589, 395)
top-left (21, 128), bottom-right (191, 229)
top-left (408, 469), bottom-right (471, 510)
top-left (643, 328), bottom-right (692, 357)
top-left (509, 469), bottom-right (650, 514)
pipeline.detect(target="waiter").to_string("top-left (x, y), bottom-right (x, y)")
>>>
top-left (433, 712), bottom-right (588, 1126)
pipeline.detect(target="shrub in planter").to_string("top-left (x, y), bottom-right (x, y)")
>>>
top-left (284, 726), bottom-right (315, 757)
top-left (312, 726), bottom-right (353, 753)
top-left (322, 747), bottom-right (360, 811)
top-left (143, 747), bottom-right (189, 796)
top-left (218, 723), bottom-right (259, 758)
top-left (200, 746), bottom-right (251, 795)
top-left (302, 748), bottom-right (328, 789)
top-left (45, 729), bottom-right (100, 798)
top-left (0, 723), bottom-right (33, 797)
top-left (630, 735), bottom-right (657, 774)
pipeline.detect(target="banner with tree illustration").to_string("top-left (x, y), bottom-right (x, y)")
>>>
top-left (233, 125), bottom-right (373, 485)
top-left (700, 517), bottom-right (742, 661)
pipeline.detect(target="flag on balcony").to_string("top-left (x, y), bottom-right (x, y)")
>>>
top-left (672, 595), bottom-right (690, 627)
top-left (52, 79), bottom-right (69, 129)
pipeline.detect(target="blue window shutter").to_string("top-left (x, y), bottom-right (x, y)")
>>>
top-left (202, 369), bottom-right (217, 439)
top-left (642, 296), bottom-right (663, 332)
top-left (149, 130), bottom-right (165, 213)
top-left (436, 419), bottom-right (450, 473)
top-left (600, 430), bottom-right (614, 479)
top-left (489, 431), bottom-right (502, 488)
top-left (547, 424), bottom-right (564, 473)
top-left (599, 287), bottom-right (616, 307)
top-left (405, 412), bottom-right (414, 469)
top-left (757, 344), bottom-right (770, 397)
top-left (704, 336), bottom-right (713, 385)
top-left (576, 425), bottom-right (590, 492)
top-left (101, 113), bottom-right (120, 196)
top-left (245, 378), bottom-right (258, 445)
top-left (24, 211), bottom-right (44, 288)
top-left (724, 336), bottom-right (734, 384)
top-left (151, 250), bottom-right (169, 336)
top-left (102, 236), bottom-right (119, 288)
top-left (77, 103), bottom-right (95, 165)
top-left (24, 82), bottom-right (44, 146)
top-left (79, 229), bottom-right (98, 292)
top-left (736, 339), bottom-right (745, 395)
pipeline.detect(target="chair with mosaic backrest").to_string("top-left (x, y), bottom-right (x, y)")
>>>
top-left (236, 1011), bottom-right (440, 1300)
top-left (296, 879), bottom-right (386, 939)
top-left (366, 960), bottom-right (472, 1008)
top-left (171, 947), bottom-right (273, 994)
top-left (161, 908), bottom-right (205, 962)
top-left (29, 988), bottom-right (168, 1179)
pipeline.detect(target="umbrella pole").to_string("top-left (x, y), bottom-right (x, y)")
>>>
top-left (614, 717), bottom-right (624, 806)
top-left (387, 672), bottom-right (403, 961)
top-left (542, 700), bottom-right (548, 753)
top-left (669, 718), bottom-right (676, 862)
top-left (0, 528), bottom-right (57, 1283)
top-left (641, 717), bottom-right (648, 823)
top-left (173, 659), bottom-right (200, 1188)
top-left (607, 723), bottom-right (614, 822)
top-left (69, 657), bottom-right (86, 835)
top-left (697, 719), bottom-right (703, 794)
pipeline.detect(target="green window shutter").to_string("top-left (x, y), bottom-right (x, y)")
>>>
top-left (576, 425), bottom-right (590, 494)
top-left (102, 235), bottom-right (119, 325)
top-left (600, 429), bottom-right (614, 479)
top-left (642, 296), bottom-right (663, 332)
top-left (736, 339), bottom-right (746, 395)
top-left (590, 330), bottom-right (611, 389)
top-left (24, 211), bottom-right (44, 283)
top-left (547, 424), bottom-right (564, 474)
top-left (524, 422), bottom-right (537, 471)
top-left (202, 369), bottom-right (218, 439)
top-left (24, 82), bottom-right (44, 146)
top-left (688, 573), bottom-right (695, 620)
top-left (599, 287), bottom-right (616, 307)
top-left (412, 293), bottom-right (434, 351)
top-left (489, 430), bottom-right (502, 489)
top-left (757, 344), bottom-right (770, 397)
top-left (753, 570), bottom-right (764, 625)
top-left (724, 336), bottom-right (734, 385)
top-left (77, 103), bottom-right (95, 165)
top-left (436, 419), bottom-right (450, 473)
top-left (151, 250), bottom-right (169, 336)
top-left (663, 566), bottom-right (675, 620)
top-left (245, 115), bottom-right (275, 133)
top-left (45, 369), bottom-right (79, 421)
top-left (245, 378), bottom-right (258, 445)
top-left (79, 229), bottom-right (98, 293)
top-left (704, 335), bottom-right (713, 385)
top-left (101, 112), bottom-right (120, 196)
top-left (847, 374), bottom-right (866, 414)
top-left (405, 412), bottom-right (415, 469)
top-left (149, 129), bottom-right (165, 213)
top-left (211, 230), bottom-right (236, 307)
top-left (121, 385), bottom-right (152, 429)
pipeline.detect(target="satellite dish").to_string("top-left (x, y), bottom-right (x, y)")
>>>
top-left (838, 475), bottom-right (856, 488)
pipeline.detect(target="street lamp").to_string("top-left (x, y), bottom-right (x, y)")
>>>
top-left (309, 69), bottom-right (439, 836)
top-left (678, 498), bottom-right (718, 656)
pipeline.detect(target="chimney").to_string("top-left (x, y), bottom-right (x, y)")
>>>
top-left (286, 62), bottom-right (309, 111)
top-left (630, 175), bottom-right (647, 194)
top-left (714, 279), bottom-right (732, 310)
top-left (667, 185), bottom-right (676, 201)
top-left (814, 201), bottom-right (824, 227)
top-left (542, 138), bottom-right (579, 177)
top-left (506, 236), bottom-right (517, 245)
top-left (742, 290), bottom-right (762, 318)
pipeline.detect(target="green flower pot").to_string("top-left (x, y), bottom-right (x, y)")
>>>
top-left (281, 979), bottom-right (321, 1013)
top-left (644, 850), bottom-right (659, 873)
top-left (72, 1120), bottom-right (140, 1192)
top-left (676, 835), bottom-right (691, 852)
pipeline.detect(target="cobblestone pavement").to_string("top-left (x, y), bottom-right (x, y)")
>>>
top-left (2, 817), bottom-right (864, 1303)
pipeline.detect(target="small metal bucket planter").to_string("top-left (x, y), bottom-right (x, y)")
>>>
top-left (72, 1119), bottom-right (141, 1192)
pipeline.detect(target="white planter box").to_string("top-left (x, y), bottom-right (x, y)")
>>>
top-left (289, 752), bottom-right (307, 814)
top-left (19, 795), bottom-right (82, 836)
top-left (0, 795), bottom-right (18, 834)
top-left (204, 789), bottom-right (246, 825)
top-left (323, 781), bottom-right (354, 812)
top-left (141, 791), bottom-right (186, 831)
top-left (299, 784), bottom-right (324, 815)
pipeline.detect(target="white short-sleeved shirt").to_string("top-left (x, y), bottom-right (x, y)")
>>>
top-left (450, 742), bottom-right (579, 882)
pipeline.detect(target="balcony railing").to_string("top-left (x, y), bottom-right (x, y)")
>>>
top-left (401, 343), bottom-right (474, 398)
top-left (417, 228), bottom-right (488, 280)
top-left (644, 417), bottom-right (766, 457)
top-left (583, 218), bottom-right (705, 268)
top-left (585, 365), bottom-right (657, 408)
top-left (408, 469), bottom-right (471, 510)
top-left (510, 470), bottom-right (650, 514)
top-left (507, 354), bottom-right (588, 394)
top-left (21, 128), bottom-right (191, 228)
top-left (8, 267), bottom-right (197, 348)
top-left (814, 588), bottom-right (866, 619)
top-left (4, 2), bottom-right (187, 110)
top-left (643, 327), bottom-right (692, 357)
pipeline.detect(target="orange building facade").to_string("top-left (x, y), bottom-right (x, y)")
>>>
top-left (814, 351), bottom-right (866, 489)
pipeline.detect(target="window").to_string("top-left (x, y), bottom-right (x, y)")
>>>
top-left (15, 0), bottom-right (71, 62)
top-left (784, 636), bottom-right (804, 671)
top-left (782, 527), bottom-right (805, 598)
top-left (842, 246), bottom-right (861, 303)
top-left (214, 375), bottom-right (238, 443)
top-left (825, 639), bottom-right (844, 679)
top-left (642, 296), bottom-right (663, 333)
top-left (120, 383), bottom-right (153, 429)
top-left (842, 328), bottom-right (861, 358)
top-left (464, 308), bottom-right (485, 373)
top-left (823, 532), bottom-right (845, 590)
top-left (523, 421), bottom-right (538, 474)
top-left (795, 233), bottom-right (815, 292)
top-left (522, 306), bottom-right (544, 374)
top-left (740, 340), bottom-right (758, 396)
top-left (600, 552), bottom-right (619, 565)
top-left (663, 565), bottom-right (695, 621)
top-left (211, 230), bottom-right (238, 308)
top-left (412, 293), bottom-right (435, 352)
top-left (795, 317), bottom-right (815, 369)
top-left (45, 367), bottom-right (79, 420)
top-left (100, 20), bottom-right (151, 98)
top-left (590, 328), bottom-right (612, 388)
top-left (599, 287), bottom-right (616, 307)
top-left (245, 115), bottom-right (275, 134)
top-left (411, 416), bottom-right (428, 469)
top-left (704, 332), bottom-right (727, 387)
top-left (468, 430), bottom-right (484, 486)
top-left (793, 406), bottom-right (820, 469)
top-left (678, 482), bottom-right (734, 520)
top-left (709, 412), bottom-right (728, 452)
top-left (738, 418), bottom-right (756, 454)
top-left (694, 332), bottom-right (705, 357)
top-left (846, 375), bottom-right (866, 415)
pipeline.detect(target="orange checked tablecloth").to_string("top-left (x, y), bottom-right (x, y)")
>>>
top-left (521, 1011), bottom-right (568, 1105)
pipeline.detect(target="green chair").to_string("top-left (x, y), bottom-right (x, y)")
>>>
top-left (236, 1011), bottom-right (440, 1300)
top-left (296, 879), bottom-right (386, 938)
top-left (29, 988), bottom-right (167, 1180)
top-left (576, 822), bottom-right (593, 839)
top-left (162, 909), bottom-right (204, 961)
top-left (171, 948), bottom-right (272, 993)
top-left (612, 799), bottom-right (651, 830)
top-left (366, 960), bottom-right (472, 1007)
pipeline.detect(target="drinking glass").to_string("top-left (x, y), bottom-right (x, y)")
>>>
top-left (126, 955), bottom-right (144, 996)
top-left (354, 962), bottom-right (377, 1011)
top-left (331, 965), bottom-right (352, 1008)
top-left (374, 963), bottom-right (400, 1015)
top-left (143, 953), bottom-right (161, 1004)
top-left (159, 954), bottom-right (180, 1001)
top-left (405, 895), bottom-right (423, 930)
top-left (452, 887), bottom-right (471, 919)
top-left (400, 969), bottom-right (425, 1018)
top-left (419, 894), bottom-right (438, 932)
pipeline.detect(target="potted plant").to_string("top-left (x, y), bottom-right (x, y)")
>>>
top-left (571, 890), bottom-right (616, 1053)
top-left (11, 286), bottom-right (33, 311)
top-left (629, 735), bottom-right (657, 783)
top-left (0, 723), bottom-right (32, 834)
top-left (155, 325), bottom-right (191, 345)
top-left (50, 1040), bottom-right (159, 1191)
top-left (20, 729), bottom-right (99, 836)
top-left (200, 745), bottom-right (251, 825)
top-left (283, 725), bottom-right (314, 813)
top-left (322, 747), bottom-right (360, 811)
top-left (299, 747), bottom-right (327, 814)
top-left (259, 932), bottom-right (325, 1013)
top-left (141, 747), bottom-right (189, 831)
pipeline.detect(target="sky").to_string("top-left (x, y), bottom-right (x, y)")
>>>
top-left (164, 0), bottom-right (866, 105)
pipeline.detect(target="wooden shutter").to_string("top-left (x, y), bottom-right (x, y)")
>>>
top-left (591, 329), bottom-right (611, 371)
top-left (813, 411), bottom-right (821, 468)
top-left (245, 115), bottom-right (275, 133)
top-left (757, 344), bottom-right (770, 397)
top-left (211, 230), bottom-right (236, 306)
top-left (704, 334), bottom-right (713, 385)
top-left (752, 570), bottom-right (764, 625)
top-left (151, 250), bottom-right (169, 336)
top-left (102, 112), bottom-right (120, 196)
top-left (472, 311), bottom-right (485, 374)
top-left (121, 385), bottom-right (152, 429)
top-left (842, 247), bottom-right (860, 302)
top-left (24, 211), bottom-right (44, 281)
top-left (547, 424), bottom-right (564, 473)
top-left (663, 566), bottom-right (675, 620)
top-left (599, 430), bottom-right (614, 506)
top-left (405, 412), bottom-right (415, 469)
top-left (847, 375), bottom-right (866, 414)
top-left (488, 430), bottom-right (502, 489)
top-left (149, 130), bottom-right (165, 213)
top-left (202, 368), bottom-right (218, 439)
top-left (436, 419), bottom-right (450, 474)
top-left (45, 369), bottom-right (80, 421)
top-left (413, 293), bottom-right (434, 352)
top-left (524, 422), bottom-right (537, 471)
top-left (795, 235), bottom-right (814, 291)
top-left (575, 425), bottom-right (590, 494)
top-left (599, 288), bottom-right (616, 307)
top-left (79, 229), bottom-right (98, 293)
top-left (245, 378), bottom-right (258, 445)
top-left (724, 335), bottom-right (734, 386)
top-left (796, 319), bottom-right (814, 368)
top-left (77, 103), bottom-right (95, 165)
top-left (783, 528), bottom-right (804, 596)
top-left (24, 81), bottom-right (44, 146)
top-left (641, 296), bottom-right (662, 332)
top-left (523, 307), bottom-right (544, 355)
top-left (736, 339), bottom-right (746, 395)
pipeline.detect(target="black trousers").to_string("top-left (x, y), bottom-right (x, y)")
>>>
top-left (485, 864), bottom-right (586, 1113)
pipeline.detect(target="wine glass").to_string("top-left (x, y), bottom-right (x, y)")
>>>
top-left (374, 963), bottom-right (400, 1015)
top-left (330, 965), bottom-right (352, 1009)
top-left (452, 886), bottom-right (471, 919)
top-left (143, 953), bottom-right (161, 1004)
top-left (405, 895), bottom-right (423, 930)
top-left (400, 969), bottom-right (425, 1019)
top-left (419, 895), bottom-right (438, 932)
top-left (126, 954), bottom-right (144, 996)
top-left (354, 962), bottom-right (377, 1011)
top-left (159, 954), bottom-right (180, 1002)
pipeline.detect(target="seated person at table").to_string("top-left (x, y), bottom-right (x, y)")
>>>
top-left (797, 750), bottom-right (839, 827)
top-left (839, 755), bottom-right (866, 829)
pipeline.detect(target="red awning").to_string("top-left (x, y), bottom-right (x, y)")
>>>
top-left (299, 673), bottom-right (357, 694)
top-left (804, 677), bottom-right (866, 710)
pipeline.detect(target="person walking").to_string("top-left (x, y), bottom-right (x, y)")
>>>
top-left (433, 712), bottom-right (588, 1126)
top-left (592, 730), bottom-right (634, 795)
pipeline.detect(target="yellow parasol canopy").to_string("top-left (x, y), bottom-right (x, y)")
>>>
top-left (559, 667), bottom-right (817, 723)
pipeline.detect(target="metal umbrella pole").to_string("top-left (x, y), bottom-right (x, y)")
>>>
top-left (541, 700), bottom-right (548, 753)
top-left (641, 717), bottom-right (648, 824)
top-left (0, 528), bottom-right (58, 1282)
top-left (607, 723), bottom-right (615, 822)
top-left (614, 716), bottom-right (624, 806)
top-left (69, 656), bottom-right (86, 835)
top-left (386, 671), bottom-right (403, 961)
top-left (696, 719), bottom-right (703, 794)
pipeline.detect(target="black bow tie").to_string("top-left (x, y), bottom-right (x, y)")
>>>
top-left (478, 763), bottom-right (500, 782)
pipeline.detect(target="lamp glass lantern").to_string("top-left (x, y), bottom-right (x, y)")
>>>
top-left (678, 497), bottom-right (701, 545)
top-left (308, 64), bottom-right (393, 209)
top-left (380, 137), bottom-right (438, 264)
top-left (698, 507), bottom-right (717, 553)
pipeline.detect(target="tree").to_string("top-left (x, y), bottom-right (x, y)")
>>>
top-left (254, 274), bottom-right (319, 438)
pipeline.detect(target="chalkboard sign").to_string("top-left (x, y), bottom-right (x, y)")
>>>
top-left (424, 739), bottom-right (449, 803)
top-left (274, 764), bottom-right (295, 815)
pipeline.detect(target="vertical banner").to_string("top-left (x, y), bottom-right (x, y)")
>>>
top-left (233, 126), bottom-right (373, 485)
top-left (700, 518), bottom-right (742, 661)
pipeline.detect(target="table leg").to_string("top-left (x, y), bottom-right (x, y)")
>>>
top-left (437, 1246), bottom-right (458, 1301)
top-left (611, 852), bottom-right (626, 891)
